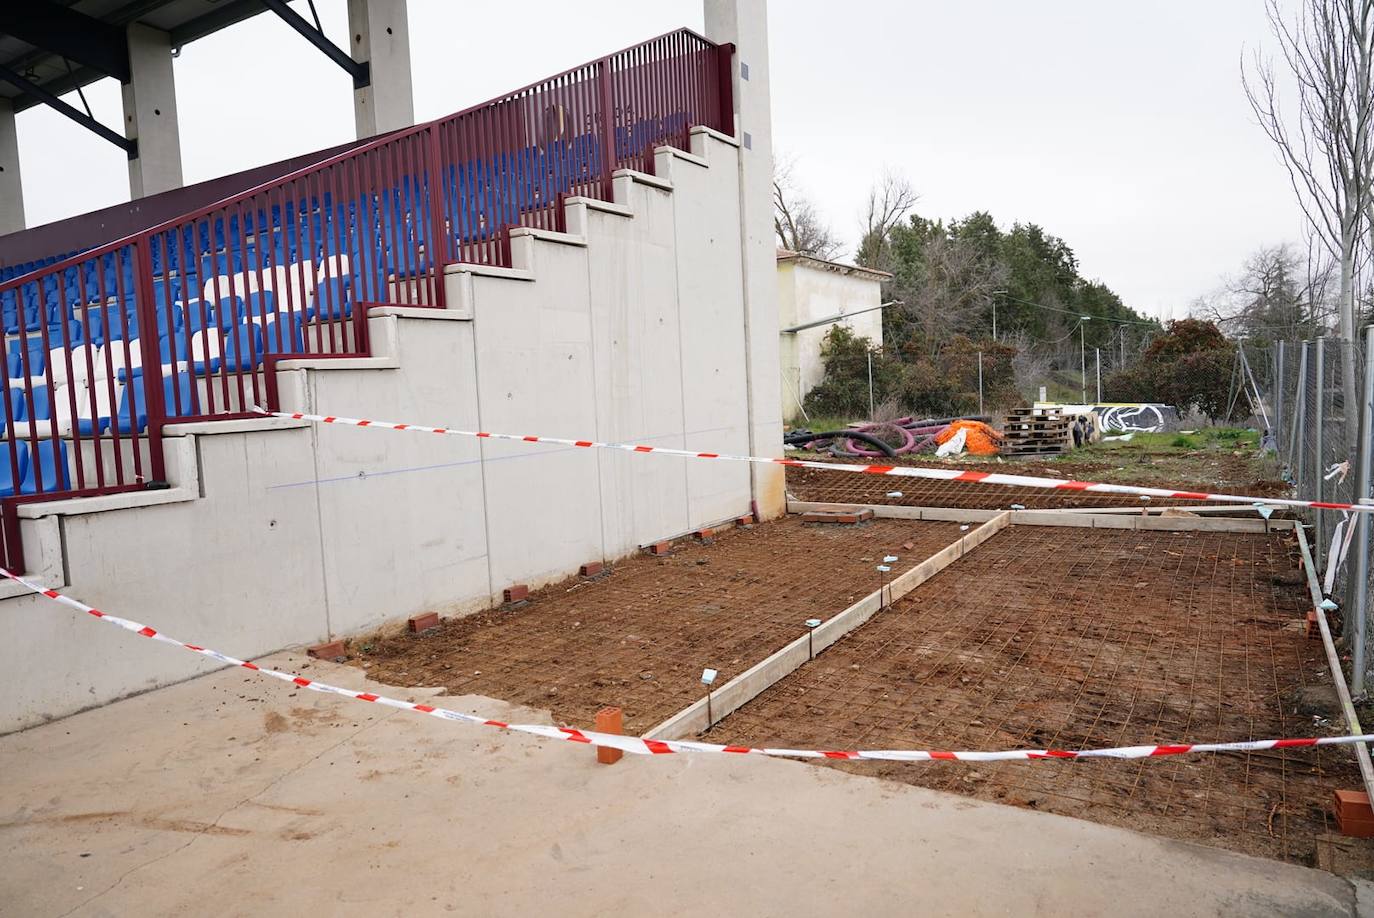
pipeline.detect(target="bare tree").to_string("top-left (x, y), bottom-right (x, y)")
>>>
top-left (1005, 329), bottom-right (1053, 399)
top-left (773, 156), bottom-right (841, 260)
top-left (1196, 243), bottom-right (1330, 340)
top-left (1244, 0), bottom-right (1374, 410)
top-left (856, 169), bottom-right (919, 273)
top-left (893, 232), bottom-right (1008, 356)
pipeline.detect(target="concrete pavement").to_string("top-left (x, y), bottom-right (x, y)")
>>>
top-left (1, 651), bottom-right (1367, 917)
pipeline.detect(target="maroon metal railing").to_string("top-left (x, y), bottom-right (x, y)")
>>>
top-left (0, 28), bottom-right (732, 570)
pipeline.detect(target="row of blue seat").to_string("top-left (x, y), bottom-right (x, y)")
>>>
top-left (0, 439), bottom-right (68, 496)
top-left (3, 275), bottom-right (351, 350)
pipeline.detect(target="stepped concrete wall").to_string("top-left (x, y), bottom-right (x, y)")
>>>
top-left (0, 130), bottom-right (765, 733)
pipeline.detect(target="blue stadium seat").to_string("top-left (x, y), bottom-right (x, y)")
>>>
top-left (306, 278), bottom-right (351, 320)
top-left (260, 312), bottom-right (303, 354)
top-left (75, 379), bottom-right (122, 435)
top-left (163, 371), bottom-right (199, 420)
top-left (213, 323), bottom-right (263, 372)
top-left (21, 439), bottom-right (69, 494)
top-left (180, 300), bottom-right (213, 334)
top-left (25, 385), bottom-right (51, 421)
top-left (114, 369), bottom-right (199, 431)
top-left (244, 290), bottom-right (276, 321)
top-left (0, 444), bottom-right (24, 497)
top-left (208, 296), bottom-right (243, 329)
top-left (9, 339), bottom-right (46, 377)
top-left (0, 388), bottom-right (25, 436)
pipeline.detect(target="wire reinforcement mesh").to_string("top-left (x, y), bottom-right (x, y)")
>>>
top-left (709, 525), bottom-right (1367, 869)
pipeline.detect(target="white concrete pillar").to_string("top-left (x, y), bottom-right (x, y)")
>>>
top-left (348, 0), bottom-right (415, 138)
top-left (0, 98), bottom-right (24, 236)
top-left (704, 0), bottom-right (785, 519)
top-left (122, 23), bottom-right (183, 199)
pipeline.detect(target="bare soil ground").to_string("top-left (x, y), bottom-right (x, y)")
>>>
top-left (352, 516), bottom-right (965, 733)
top-left (707, 524), bottom-right (1370, 871)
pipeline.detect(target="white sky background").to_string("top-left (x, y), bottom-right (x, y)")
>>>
top-left (12, 0), bottom-right (1304, 320)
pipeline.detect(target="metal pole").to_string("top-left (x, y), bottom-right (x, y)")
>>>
top-left (1080, 321), bottom-right (1087, 404)
top-left (867, 351), bottom-right (875, 419)
top-left (1289, 342), bottom-right (1308, 482)
top-left (977, 350), bottom-right (984, 416)
top-left (1275, 340), bottom-right (1285, 450)
top-left (1095, 347), bottom-right (1101, 403)
top-left (1315, 337), bottom-right (1326, 573)
top-left (1348, 325), bottom-right (1373, 695)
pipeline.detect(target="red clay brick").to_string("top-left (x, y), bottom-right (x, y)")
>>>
top-left (736, 514), bottom-right (756, 527)
top-left (503, 584), bottom-right (529, 604)
top-left (647, 541), bottom-right (672, 556)
top-left (692, 527), bottom-right (716, 542)
top-left (1306, 608), bottom-right (1319, 639)
top-left (1337, 813), bottom-right (1374, 837)
top-left (408, 611), bottom-right (440, 633)
top-left (1335, 789), bottom-right (1372, 819)
top-left (1333, 792), bottom-right (1374, 838)
top-left (307, 639), bottom-right (346, 662)
top-left (579, 561), bottom-right (605, 577)
top-left (595, 706), bottom-right (624, 765)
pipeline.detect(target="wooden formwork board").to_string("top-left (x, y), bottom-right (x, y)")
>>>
top-left (787, 500), bottom-right (1294, 534)
top-left (645, 512), bottom-right (1013, 740)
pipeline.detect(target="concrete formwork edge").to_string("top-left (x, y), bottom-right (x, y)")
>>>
top-left (786, 501), bottom-right (1292, 533)
top-left (645, 511), bottom-right (1011, 741)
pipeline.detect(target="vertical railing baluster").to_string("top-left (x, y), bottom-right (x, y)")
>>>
top-left (133, 237), bottom-right (167, 485)
top-left (598, 57), bottom-right (616, 202)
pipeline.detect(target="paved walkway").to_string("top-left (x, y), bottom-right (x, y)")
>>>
top-left (1, 652), bottom-right (1368, 917)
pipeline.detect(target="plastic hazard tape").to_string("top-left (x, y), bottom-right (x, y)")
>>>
top-left (8, 566), bottom-right (1373, 762)
top-left (255, 408), bottom-right (1374, 514)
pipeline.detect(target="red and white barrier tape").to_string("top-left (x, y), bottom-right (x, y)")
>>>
top-left (9, 567), bottom-right (1371, 762)
top-left (255, 408), bottom-right (1372, 514)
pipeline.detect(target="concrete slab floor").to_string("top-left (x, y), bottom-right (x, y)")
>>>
top-left (0, 651), bottom-right (1367, 918)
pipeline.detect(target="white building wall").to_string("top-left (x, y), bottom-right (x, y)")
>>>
top-left (777, 258), bottom-right (886, 423)
top-left (0, 132), bottom-right (756, 733)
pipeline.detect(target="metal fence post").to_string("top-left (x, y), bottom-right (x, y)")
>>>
top-left (867, 351), bottom-right (875, 418)
top-left (1290, 342), bottom-right (1308, 486)
top-left (1349, 325), bottom-right (1374, 695)
top-left (1315, 337), bottom-right (1326, 573)
top-left (1275, 341), bottom-right (1285, 449)
top-left (1095, 347), bottom-right (1101, 403)
top-left (423, 124), bottom-right (449, 307)
top-left (597, 57), bottom-right (617, 202)
top-left (976, 350), bottom-right (984, 416)
top-left (132, 237), bottom-right (167, 486)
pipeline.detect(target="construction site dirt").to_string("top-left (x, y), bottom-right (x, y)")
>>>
top-left (352, 516), bottom-right (965, 734)
top-left (706, 524), bottom-right (1370, 871)
top-left (784, 453), bottom-right (1290, 511)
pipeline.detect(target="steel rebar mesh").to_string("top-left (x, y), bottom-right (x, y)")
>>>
top-left (708, 525), bottom-right (1367, 868)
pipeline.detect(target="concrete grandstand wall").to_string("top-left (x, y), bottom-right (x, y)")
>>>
top-left (0, 129), bottom-right (768, 733)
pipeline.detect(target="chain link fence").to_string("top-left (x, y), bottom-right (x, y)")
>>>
top-left (1258, 331), bottom-right (1373, 694)
top-left (792, 346), bottom-right (1021, 424)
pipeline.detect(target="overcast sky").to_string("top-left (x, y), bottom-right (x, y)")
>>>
top-left (12, 0), bottom-right (1303, 320)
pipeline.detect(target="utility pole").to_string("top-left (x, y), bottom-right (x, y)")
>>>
top-left (1079, 317), bottom-right (1090, 404)
top-left (991, 288), bottom-right (1006, 341)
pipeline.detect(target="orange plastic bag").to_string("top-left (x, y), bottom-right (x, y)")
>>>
top-left (934, 420), bottom-right (1003, 456)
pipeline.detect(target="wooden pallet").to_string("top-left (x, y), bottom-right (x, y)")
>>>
top-left (1001, 408), bottom-right (1070, 457)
